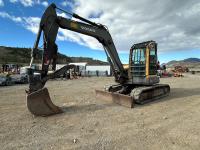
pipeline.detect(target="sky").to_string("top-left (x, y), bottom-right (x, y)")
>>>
top-left (0, 0), bottom-right (200, 64)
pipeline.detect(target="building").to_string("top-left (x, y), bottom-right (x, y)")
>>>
top-left (86, 65), bottom-right (111, 76)
top-left (55, 62), bottom-right (111, 76)
top-left (69, 62), bottom-right (87, 72)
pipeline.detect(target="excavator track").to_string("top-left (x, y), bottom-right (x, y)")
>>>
top-left (96, 84), bottom-right (170, 107)
top-left (130, 84), bottom-right (170, 104)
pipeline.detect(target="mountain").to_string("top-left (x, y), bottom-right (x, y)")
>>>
top-left (166, 58), bottom-right (200, 68)
top-left (0, 46), bottom-right (108, 65)
top-left (183, 58), bottom-right (200, 63)
top-left (0, 46), bottom-right (72, 64)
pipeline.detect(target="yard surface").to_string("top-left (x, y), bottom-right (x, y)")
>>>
top-left (0, 74), bottom-right (200, 150)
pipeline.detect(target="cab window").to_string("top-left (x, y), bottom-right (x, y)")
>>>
top-left (150, 49), bottom-right (156, 55)
top-left (133, 48), bottom-right (145, 64)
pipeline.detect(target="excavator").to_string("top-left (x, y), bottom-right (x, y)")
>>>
top-left (26, 3), bottom-right (170, 116)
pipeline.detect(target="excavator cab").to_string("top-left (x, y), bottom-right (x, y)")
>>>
top-left (129, 41), bottom-right (159, 85)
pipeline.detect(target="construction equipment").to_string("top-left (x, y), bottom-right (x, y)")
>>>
top-left (26, 3), bottom-right (170, 116)
top-left (173, 66), bottom-right (187, 77)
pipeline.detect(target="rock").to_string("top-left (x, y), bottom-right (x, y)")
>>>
top-left (163, 116), bottom-right (168, 120)
top-left (94, 121), bottom-right (99, 126)
top-left (73, 138), bottom-right (78, 143)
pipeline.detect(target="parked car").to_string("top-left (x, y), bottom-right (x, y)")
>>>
top-left (0, 75), bottom-right (14, 86)
top-left (10, 74), bottom-right (28, 84)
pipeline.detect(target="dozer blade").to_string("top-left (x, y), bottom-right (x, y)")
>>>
top-left (95, 90), bottom-right (134, 108)
top-left (26, 88), bottom-right (63, 116)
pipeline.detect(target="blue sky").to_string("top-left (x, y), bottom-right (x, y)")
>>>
top-left (0, 0), bottom-right (200, 64)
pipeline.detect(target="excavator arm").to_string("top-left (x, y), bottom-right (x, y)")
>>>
top-left (57, 17), bottom-right (127, 81)
top-left (26, 3), bottom-right (129, 116)
top-left (28, 3), bottom-right (127, 93)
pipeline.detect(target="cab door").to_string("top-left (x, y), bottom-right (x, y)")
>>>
top-left (130, 48), bottom-right (146, 77)
top-left (146, 43), bottom-right (157, 76)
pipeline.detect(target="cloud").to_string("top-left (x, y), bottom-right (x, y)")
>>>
top-left (0, 11), bottom-right (40, 34)
top-left (2, 0), bottom-right (200, 54)
top-left (0, 0), bottom-right (4, 7)
top-left (0, 12), bottom-right (22, 22)
top-left (22, 17), bottom-right (40, 33)
top-left (9, 0), bottom-right (48, 7)
top-left (0, 11), bottom-right (97, 49)
top-left (55, 0), bottom-right (200, 53)
top-left (61, 1), bottom-right (67, 6)
top-left (57, 12), bottom-right (68, 18)
top-left (9, 0), bottom-right (33, 7)
top-left (20, 0), bottom-right (33, 6)
top-left (41, 1), bottom-right (48, 7)
top-left (61, 0), bottom-right (74, 8)
top-left (58, 29), bottom-right (103, 50)
top-left (10, 0), bottom-right (17, 2)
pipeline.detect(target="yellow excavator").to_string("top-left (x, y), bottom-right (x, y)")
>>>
top-left (26, 3), bottom-right (170, 116)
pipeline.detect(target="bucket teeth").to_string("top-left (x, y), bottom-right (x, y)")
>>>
top-left (26, 88), bottom-right (62, 116)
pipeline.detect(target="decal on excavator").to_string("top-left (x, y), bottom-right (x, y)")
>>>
top-left (70, 22), bottom-right (78, 29)
top-left (80, 26), bottom-right (96, 33)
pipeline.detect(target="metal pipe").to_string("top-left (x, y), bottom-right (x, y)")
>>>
top-left (30, 27), bottom-right (42, 67)
top-left (56, 5), bottom-right (99, 27)
top-left (72, 13), bottom-right (99, 27)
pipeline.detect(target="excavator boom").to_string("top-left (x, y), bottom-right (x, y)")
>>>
top-left (27, 3), bottom-right (128, 116)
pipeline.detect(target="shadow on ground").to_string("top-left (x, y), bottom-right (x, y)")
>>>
top-left (60, 103), bottom-right (115, 116)
top-left (139, 87), bottom-right (200, 107)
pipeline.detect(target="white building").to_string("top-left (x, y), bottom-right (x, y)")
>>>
top-left (69, 62), bottom-right (87, 67)
top-left (56, 64), bottom-right (66, 70)
top-left (55, 62), bottom-right (111, 76)
top-left (56, 62), bottom-right (87, 71)
top-left (69, 62), bottom-right (87, 74)
top-left (86, 65), bottom-right (111, 76)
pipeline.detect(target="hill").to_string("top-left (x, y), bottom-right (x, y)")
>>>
top-left (0, 46), bottom-right (108, 65)
top-left (166, 58), bottom-right (200, 68)
top-left (183, 58), bottom-right (200, 63)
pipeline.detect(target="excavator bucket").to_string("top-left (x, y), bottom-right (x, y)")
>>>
top-left (95, 90), bottom-right (134, 108)
top-left (26, 88), bottom-right (63, 116)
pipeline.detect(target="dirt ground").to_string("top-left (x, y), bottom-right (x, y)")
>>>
top-left (0, 74), bottom-right (200, 150)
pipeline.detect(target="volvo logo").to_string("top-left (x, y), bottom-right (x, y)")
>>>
top-left (80, 26), bottom-right (96, 32)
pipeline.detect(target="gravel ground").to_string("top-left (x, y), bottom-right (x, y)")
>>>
top-left (0, 74), bottom-right (200, 150)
